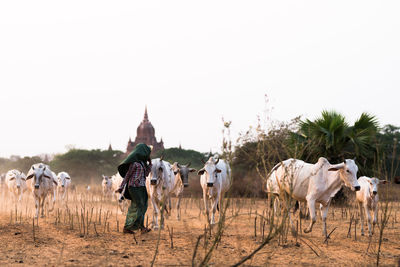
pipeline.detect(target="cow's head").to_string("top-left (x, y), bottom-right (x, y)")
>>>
top-left (27, 164), bottom-right (52, 189)
top-left (198, 157), bottom-right (220, 187)
top-left (173, 162), bottom-right (196, 188)
top-left (8, 170), bottom-right (25, 189)
top-left (102, 175), bottom-right (112, 187)
top-left (58, 172), bottom-right (70, 188)
top-left (328, 159), bottom-right (360, 191)
top-left (366, 177), bottom-right (387, 197)
top-left (150, 158), bottom-right (166, 186)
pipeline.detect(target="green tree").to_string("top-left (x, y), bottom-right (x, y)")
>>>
top-left (154, 147), bottom-right (207, 170)
top-left (291, 110), bottom-right (379, 175)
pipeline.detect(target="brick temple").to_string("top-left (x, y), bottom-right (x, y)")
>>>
top-left (126, 107), bottom-right (164, 155)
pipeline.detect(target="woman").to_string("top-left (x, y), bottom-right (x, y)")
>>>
top-left (117, 143), bottom-right (152, 234)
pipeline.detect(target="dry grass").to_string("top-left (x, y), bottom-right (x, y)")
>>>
top-left (0, 185), bottom-right (399, 266)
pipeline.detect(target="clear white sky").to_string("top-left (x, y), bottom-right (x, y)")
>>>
top-left (0, 1), bottom-right (399, 158)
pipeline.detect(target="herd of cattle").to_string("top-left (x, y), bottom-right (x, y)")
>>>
top-left (0, 156), bottom-right (387, 237)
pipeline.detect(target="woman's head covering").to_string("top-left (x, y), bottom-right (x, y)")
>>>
top-left (118, 143), bottom-right (151, 178)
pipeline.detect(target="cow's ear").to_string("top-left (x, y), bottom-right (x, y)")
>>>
top-left (43, 166), bottom-right (46, 171)
top-left (215, 168), bottom-right (222, 173)
top-left (9, 177), bottom-right (15, 181)
top-left (189, 168), bottom-right (197, 173)
top-left (43, 174), bottom-right (52, 179)
top-left (173, 170), bottom-right (179, 175)
top-left (380, 180), bottom-right (387, 184)
top-left (26, 174), bottom-right (34, 180)
top-left (197, 169), bottom-right (205, 175)
top-left (328, 167), bottom-right (339, 172)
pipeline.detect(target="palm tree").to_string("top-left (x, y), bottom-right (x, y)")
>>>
top-left (291, 110), bottom-right (379, 175)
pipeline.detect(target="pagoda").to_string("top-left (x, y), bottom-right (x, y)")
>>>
top-left (126, 107), bottom-right (164, 155)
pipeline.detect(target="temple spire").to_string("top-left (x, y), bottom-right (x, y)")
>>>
top-left (143, 106), bottom-right (149, 121)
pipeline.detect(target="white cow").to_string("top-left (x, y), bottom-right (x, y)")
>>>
top-left (146, 158), bottom-right (176, 229)
top-left (101, 175), bottom-right (113, 198)
top-left (57, 172), bottom-right (71, 202)
top-left (6, 169), bottom-right (27, 202)
top-left (26, 163), bottom-right (57, 218)
top-left (274, 157), bottom-right (360, 236)
top-left (111, 172), bottom-right (128, 212)
top-left (171, 162), bottom-right (196, 220)
top-left (356, 176), bottom-right (387, 236)
top-left (198, 157), bottom-right (231, 225)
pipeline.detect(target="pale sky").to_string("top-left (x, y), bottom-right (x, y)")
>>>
top-left (0, 1), bottom-right (399, 158)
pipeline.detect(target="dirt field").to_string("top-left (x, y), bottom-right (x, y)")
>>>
top-left (0, 188), bottom-right (399, 266)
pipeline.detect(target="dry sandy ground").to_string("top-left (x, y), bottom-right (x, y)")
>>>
top-left (0, 194), bottom-right (399, 266)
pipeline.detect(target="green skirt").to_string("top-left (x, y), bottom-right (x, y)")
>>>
top-left (124, 186), bottom-right (148, 230)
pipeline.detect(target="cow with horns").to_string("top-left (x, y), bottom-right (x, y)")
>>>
top-left (198, 157), bottom-right (231, 225)
top-left (273, 157), bottom-right (360, 237)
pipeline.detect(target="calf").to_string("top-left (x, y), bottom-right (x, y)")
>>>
top-left (26, 163), bottom-right (56, 218)
top-left (101, 175), bottom-right (113, 198)
top-left (198, 157), bottom-right (231, 225)
top-left (356, 176), bottom-right (387, 236)
top-left (57, 172), bottom-right (71, 202)
top-left (171, 162), bottom-right (196, 220)
top-left (6, 169), bottom-right (27, 202)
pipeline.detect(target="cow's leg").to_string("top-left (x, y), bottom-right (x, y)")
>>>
top-left (364, 204), bottom-right (372, 237)
top-left (176, 194), bottom-right (182, 220)
top-left (160, 197), bottom-right (167, 230)
top-left (165, 196), bottom-right (171, 219)
top-left (320, 202), bottom-right (330, 237)
top-left (40, 195), bottom-right (46, 218)
top-left (210, 197), bottom-right (218, 225)
top-left (34, 196), bottom-right (39, 219)
top-left (18, 190), bottom-right (23, 202)
top-left (358, 202), bottom-right (365, 236)
top-left (203, 190), bottom-right (210, 223)
top-left (151, 198), bottom-right (160, 229)
top-left (304, 197), bottom-right (316, 233)
top-left (273, 197), bottom-right (280, 216)
top-left (372, 203), bottom-right (378, 236)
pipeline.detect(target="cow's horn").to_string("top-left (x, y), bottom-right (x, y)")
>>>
top-left (160, 155), bottom-right (164, 161)
top-left (201, 158), bottom-right (206, 164)
top-left (186, 162), bottom-right (191, 167)
top-left (215, 158), bottom-right (219, 165)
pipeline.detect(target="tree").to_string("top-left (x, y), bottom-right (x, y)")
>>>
top-left (291, 110), bottom-right (379, 176)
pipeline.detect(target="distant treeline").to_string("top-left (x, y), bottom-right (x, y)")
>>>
top-left (0, 148), bottom-right (209, 186)
top-left (1, 110), bottom-right (398, 198)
